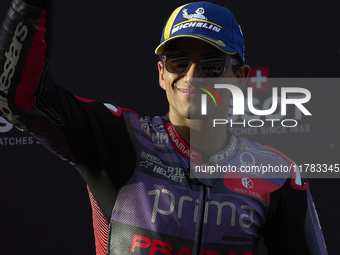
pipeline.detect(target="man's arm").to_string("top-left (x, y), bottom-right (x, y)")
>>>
top-left (260, 147), bottom-right (327, 254)
top-left (0, 0), bottom-right (80, 163)
top-left (0, 0), bottom-right (137, 221)
top-left (263, 177), bottom-right (327, 255)
top-left (0, 0), bottom-right (136, 170)
top-left (0, 0), bottom-right (51, 133)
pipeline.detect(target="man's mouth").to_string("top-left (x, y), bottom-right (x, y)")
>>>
top-left (177, 88), bottom-right (203, 97)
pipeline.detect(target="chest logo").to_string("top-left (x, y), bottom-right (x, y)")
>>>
top-left (242, 177), bottom-right (253, 189)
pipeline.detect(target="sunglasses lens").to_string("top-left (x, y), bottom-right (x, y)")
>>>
top-left (163, 53), bottom-right (228, 77)
top-left (165, 55), bottom-right (190, 74)
top-left (200, 58), bottom-right (226, 77)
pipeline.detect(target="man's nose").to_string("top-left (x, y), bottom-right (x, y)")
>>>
top-left (183, 61), bottom-right (201, 80)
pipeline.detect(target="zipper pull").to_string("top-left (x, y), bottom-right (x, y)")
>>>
top-left (205, 186), bottom-right (211, 200)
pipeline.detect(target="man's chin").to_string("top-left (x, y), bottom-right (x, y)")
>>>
top-left (188, 110), bottom-right (210, 120)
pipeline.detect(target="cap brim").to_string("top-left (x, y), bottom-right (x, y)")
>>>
top-left (154, 34), bottom-right (237, 57)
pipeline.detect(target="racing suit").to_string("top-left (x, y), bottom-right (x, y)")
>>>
top-left (0, 0), bottom-right (328, 254)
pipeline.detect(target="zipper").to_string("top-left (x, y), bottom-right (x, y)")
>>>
top-left (193, 184), bottom-right (210, 255)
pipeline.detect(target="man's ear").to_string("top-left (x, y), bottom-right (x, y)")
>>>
top-left (236, 64), bottom-right (250, 90)
top-left (158, 61), bottom-right (166, 90)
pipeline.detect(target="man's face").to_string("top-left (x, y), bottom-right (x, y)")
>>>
top-left (158, 38), bottom-right (247, 122)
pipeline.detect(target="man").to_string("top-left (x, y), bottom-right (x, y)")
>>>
top-left (0, 0), bottom-right (327, 254)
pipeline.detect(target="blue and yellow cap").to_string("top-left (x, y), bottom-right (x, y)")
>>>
top-left (155, 1), bottom-right (245, 65)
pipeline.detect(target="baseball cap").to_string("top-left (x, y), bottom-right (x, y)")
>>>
top-left (155, 1), bottom-right (245, 65)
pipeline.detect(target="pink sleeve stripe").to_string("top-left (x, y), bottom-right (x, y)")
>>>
top-left (87, 185), bottom-right (109, 255)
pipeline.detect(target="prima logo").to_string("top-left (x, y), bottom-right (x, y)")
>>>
top-left (148, 188), bottom-right (254, 227)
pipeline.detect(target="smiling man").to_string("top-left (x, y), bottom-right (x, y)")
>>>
top-left (157, 38), bottom-right (249, 154)
top-left (0, 0), bottom-right (327, 254)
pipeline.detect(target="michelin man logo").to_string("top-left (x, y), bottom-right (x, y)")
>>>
top-left (182, 7), bottom-right (208, 21)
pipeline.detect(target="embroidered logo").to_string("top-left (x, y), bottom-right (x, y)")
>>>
top-left (182, 7), bottom-right (208, 21)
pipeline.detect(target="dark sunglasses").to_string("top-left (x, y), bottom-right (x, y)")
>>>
top-left (162, 52), bottom-right (240, 77)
